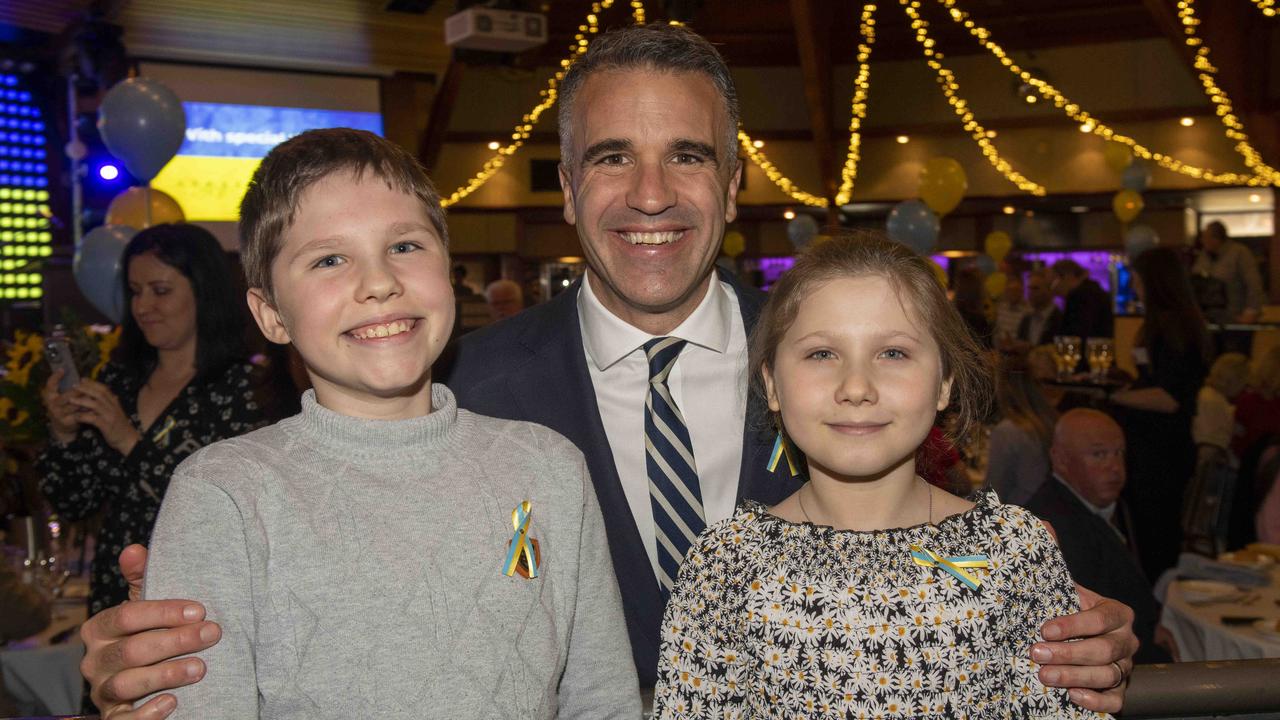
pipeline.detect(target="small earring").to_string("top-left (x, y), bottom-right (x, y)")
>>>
top-left (767, 432), bottom-right (800, 477)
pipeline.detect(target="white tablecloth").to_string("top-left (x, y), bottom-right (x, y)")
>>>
top-left (1160, 566), bottom-right (1280, 661)
top-left (1, 585), bottom-right (88, 717)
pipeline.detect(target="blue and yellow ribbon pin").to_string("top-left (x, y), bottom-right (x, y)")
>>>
top-left (151, 416), bottom-right (176, 447)
top-left (910, 544), bottom-right (989, 590)
top-left (503, 501), bottom-right (540, 579)
top-left (767, 433), bottom-right (800, 477)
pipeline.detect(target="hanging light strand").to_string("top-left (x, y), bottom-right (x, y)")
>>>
top-left (1249, 0), bottom-right (1276, 17)
top-left (931, 0), bottom-right (1275, 187)
top-left (738, 129), bottom-right (830, 207)
top-left (901, 0), bottom-right (1046, 195)
top-left (442, 1), bottom-right (623, 207)
top-left (1176, 0), bottom-right (1279, 184)
top-left (630, 0), bottom-right (646, 24)
top-left (834, 3), bottom-right (878, 207)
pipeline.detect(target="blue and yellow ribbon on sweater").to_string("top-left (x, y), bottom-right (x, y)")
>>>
top-left (910, 544), bottom-right (989, 590)
top-left (503, 501), bottom-right (539, 579)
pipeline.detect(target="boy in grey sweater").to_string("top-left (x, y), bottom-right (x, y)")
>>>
top-left (141, 128), bottom-right (640, 718)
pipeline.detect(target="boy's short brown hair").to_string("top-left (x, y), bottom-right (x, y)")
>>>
top-left (239, 128), bottom-right (449, 301)
top-left (749, 231), bottom-right (994, 444)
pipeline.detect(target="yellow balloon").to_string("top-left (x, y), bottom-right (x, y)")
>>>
top-left (722, 230), bottom-right (745, 258)
top-left (983, 231), bottom-right (1013, 263)
top-left (106, 186), bottom-right (185, 228)
top-left (919, 157), bottom-right (968, 216)
top-left (984, 271), bottom-right (1008, 299)
top-left (1112, 189), bottom-right (1144, 223)
top-left (1103, 141), bottom-right (1133, 174)
top-left (927, 258), bottom-right (948, 289)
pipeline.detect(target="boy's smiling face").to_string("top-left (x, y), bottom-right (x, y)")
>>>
top-left (247, 170), bottom-right (454, 419)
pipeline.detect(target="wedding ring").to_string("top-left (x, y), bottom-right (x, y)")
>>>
top-left (1107, 660), bottom-right (1126, 690)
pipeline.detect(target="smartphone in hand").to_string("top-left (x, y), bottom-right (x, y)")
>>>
top-left (44, 337), bottom-right (80, 393)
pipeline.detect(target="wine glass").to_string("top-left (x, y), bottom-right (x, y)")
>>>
top-left (1087, 338), bottom-right (1114, 382)
top-left (1053, 335), bottom-right (1081, 380)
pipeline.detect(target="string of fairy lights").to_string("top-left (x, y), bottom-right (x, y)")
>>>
top-left (1175, 0), bottom-right (1279, 184)
top-left (901, 0), bottom-right (1046, 195)
top-left (440, 0), bottom-right (1279, 208)
top-left (440, 0), bottom-right (648, 207)
top-left (932, 0), bottom-right (1273, 187)
top-left (833, 3), bottom-right (877, 207)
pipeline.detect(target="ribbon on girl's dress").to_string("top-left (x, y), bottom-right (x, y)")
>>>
top-left (909, 544), bottom-right (989, 590)
top-left (503, 500), bottom-right (539, 579)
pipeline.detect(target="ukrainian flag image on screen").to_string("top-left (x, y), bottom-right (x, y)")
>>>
top-left (150, 102), bottom-right (383, 222)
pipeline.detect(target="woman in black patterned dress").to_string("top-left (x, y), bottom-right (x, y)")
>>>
top-left (38, 224), bottom-right (267, 616)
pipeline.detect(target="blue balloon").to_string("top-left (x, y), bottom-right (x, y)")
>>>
top-left (787, 214), bottom-right (820, 250)
top-left (97, 78), bottom-right (186, 182)
top-left (886, 199), bottom-right (940, 254)
top-left (74, 225), bottom-right (137, 323)
top-left (1124, 224), bottom-right (1159, 260)
top-left (1121, 161), bottom-right (1151, 192)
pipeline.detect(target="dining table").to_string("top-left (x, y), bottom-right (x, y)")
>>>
top-left (1, 577), bottom-right (89, 718)
top-left (1159, 556), bottom-right (1280, 662)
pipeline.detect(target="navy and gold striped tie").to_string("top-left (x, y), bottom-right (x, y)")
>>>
top-left (643, 336), bottom-right (706, 595)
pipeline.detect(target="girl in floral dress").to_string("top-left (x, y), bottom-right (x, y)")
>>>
top-left (653, 234), bottom-right (1111, 719)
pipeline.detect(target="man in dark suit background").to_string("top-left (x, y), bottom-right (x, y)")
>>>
top-left (1017, 268), bottom-right (1065, 348)
top-left (1051, 258), bottom-right (1114, 349)
top-left (1027, 409), bottom-right (1171, 663)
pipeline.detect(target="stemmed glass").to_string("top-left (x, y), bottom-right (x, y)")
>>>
top-left (1086, 338), bottom-right (1114, 383)
top-left (1053, 335), bottom-right (1082, 381)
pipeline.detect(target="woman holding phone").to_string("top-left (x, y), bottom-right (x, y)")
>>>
top-left (38, 224), bottom-right (266, 616)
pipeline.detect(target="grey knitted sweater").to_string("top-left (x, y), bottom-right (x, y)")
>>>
top-left (143, 384), bottom-right (641, 718)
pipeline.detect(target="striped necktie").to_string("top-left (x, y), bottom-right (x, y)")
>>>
top-left (643, 336), bottom-right (706, 595)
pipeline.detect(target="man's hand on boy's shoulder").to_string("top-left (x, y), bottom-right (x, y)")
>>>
top-left (81, 545), bottom-right (222, 719)
top-left (1031, 584), bottom-right (1138, 713)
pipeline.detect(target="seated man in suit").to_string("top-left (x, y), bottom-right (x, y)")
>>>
top-left (75, 23), bottom-right (1139, 718)
top-left (1027, 408), bottom-right (1171, 663)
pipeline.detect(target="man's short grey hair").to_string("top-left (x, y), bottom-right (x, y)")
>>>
top-left (556, 23), bottom-right (740, 172)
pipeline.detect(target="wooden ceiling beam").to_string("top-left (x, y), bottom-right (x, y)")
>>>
top-left (789, 0), bottom-right (839, 221)
top-left (418, 57), bottom-right (465, 174)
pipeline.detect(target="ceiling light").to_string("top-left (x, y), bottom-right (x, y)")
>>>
top-left (1002, 205), bottom-right (1016, 215)
top-left (896, 135), bottom-right (910, 144)
top-left (986, 130), bottom-right (997, 139)
top-left (1250, 194), bottom-right (1262, 203)
top-left (752, 139), bottom-right (765, 149)
top-left (783, 209), bottom-right (796, 220)
top-left (1079, 121), bottom-right (1095, 133)
top-left (1180, 117), bottom-right (1195, 127)
top-left (487, 141), bottom-right (501, 150)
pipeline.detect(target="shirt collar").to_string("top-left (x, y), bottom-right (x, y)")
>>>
top-left (578, 272), bottom-right (732, 371)
top-left (1053, 473), bottom-right (1116, 520)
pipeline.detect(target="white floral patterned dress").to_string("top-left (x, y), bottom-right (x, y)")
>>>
top-left (653, 490), bottom-right (1112, 719)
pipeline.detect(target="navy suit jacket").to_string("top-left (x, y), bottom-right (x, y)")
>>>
top-left (1025, 478), bottom-right (1169, 664)
top-left (439, 269), bottom-right (801, 688)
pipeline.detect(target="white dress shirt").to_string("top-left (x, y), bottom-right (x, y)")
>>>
top-left (577, 273), bottom-right (748, 579)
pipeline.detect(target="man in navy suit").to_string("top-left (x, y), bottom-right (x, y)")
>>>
top-left (77, 22), bottom-right (1137, 718)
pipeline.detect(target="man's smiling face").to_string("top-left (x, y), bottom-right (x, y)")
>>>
top-left (559, 68), bottom-right (741, 331)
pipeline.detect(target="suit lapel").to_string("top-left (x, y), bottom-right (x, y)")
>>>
top-left (501, 282), bottom-right (667, 681)
top-left (723, 270), bottom-right (804, 506)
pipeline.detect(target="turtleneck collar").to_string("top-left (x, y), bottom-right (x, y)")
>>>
top-left (286, 383), bottom-right (464, 465)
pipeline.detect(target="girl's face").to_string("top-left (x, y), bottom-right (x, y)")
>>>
top-left (763, 275), bottom-right (952, 483)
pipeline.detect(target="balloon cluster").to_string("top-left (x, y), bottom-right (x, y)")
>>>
top-left (74, 78), bottom-right (187, 322)
top-left (886, 157), bottom-right (967, 255)
top-left (1104, 140), bottom-right (1159, 259)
